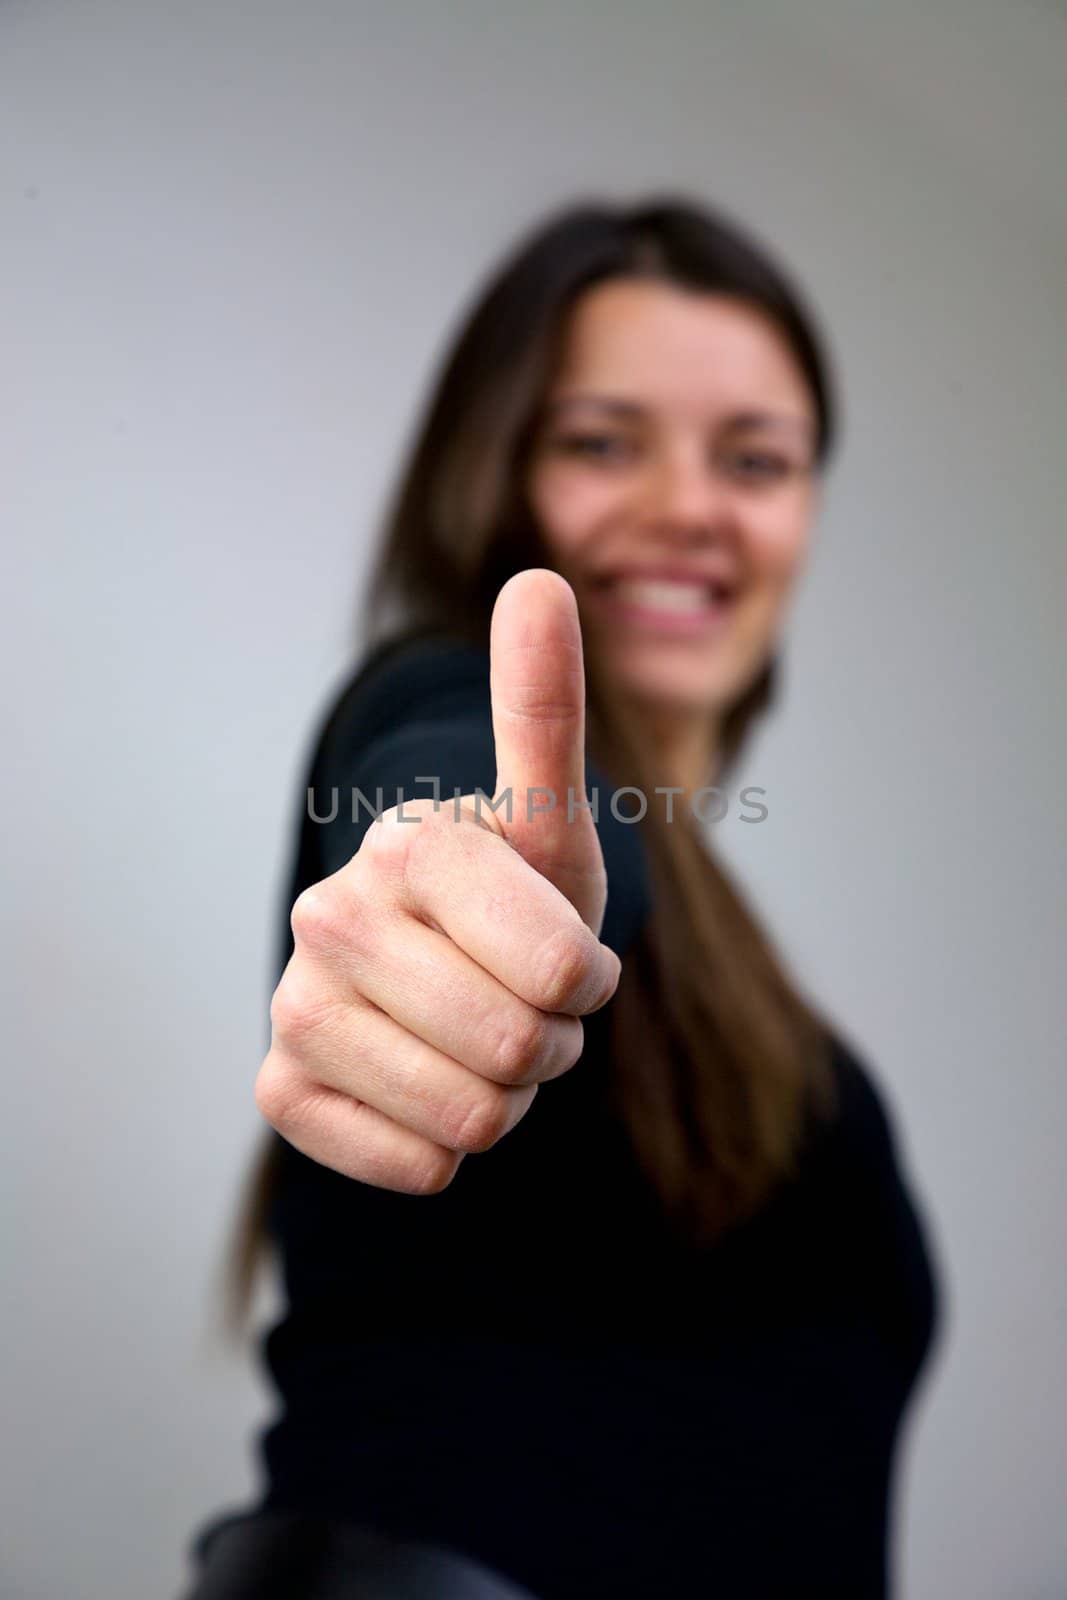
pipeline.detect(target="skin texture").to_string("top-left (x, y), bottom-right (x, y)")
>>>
top-left (525, 280), bottom-right (821, 797)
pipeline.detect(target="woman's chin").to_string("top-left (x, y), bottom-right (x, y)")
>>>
top-left (612, 664), bottom-right (731, 722)
top-left (598, 627), bottom-right (769, 715)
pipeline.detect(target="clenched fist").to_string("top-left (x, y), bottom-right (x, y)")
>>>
top-left (255, 569), bottom-right (621, 1193)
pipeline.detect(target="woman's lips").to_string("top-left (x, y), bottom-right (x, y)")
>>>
top-left (586, 574), bottom-right (736, 635)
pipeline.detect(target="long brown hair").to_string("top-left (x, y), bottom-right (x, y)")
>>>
top-left (225, 196), bottom-right (840, 1334)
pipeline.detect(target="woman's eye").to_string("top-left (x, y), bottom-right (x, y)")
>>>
top-left (554, 432), bottom-right (636, 464)
top-left (723, 450), bottom-right (792, 483)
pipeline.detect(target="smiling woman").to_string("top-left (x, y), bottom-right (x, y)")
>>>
top-left (182, 198), bottom-right (940, 1600)
top-left (525, 280), bottom-right (823, 790)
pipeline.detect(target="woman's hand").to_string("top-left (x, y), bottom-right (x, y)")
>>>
top-left (255, 569), bottom-right (621, 1192)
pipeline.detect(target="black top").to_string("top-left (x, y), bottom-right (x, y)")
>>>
top-left (252, 632), bottom-right (941, 1599)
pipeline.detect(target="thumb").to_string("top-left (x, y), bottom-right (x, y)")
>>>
top-left (489, 568), bottom-right (607, 935)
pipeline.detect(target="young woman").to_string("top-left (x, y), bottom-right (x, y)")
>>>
top-left (184, 198), bottom-right (940, 1598)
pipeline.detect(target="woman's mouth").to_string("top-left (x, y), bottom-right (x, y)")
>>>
top-left (587, 571), bottom-right (737, 635)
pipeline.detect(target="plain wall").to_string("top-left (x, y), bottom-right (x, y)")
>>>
top-left (3, 2), bottom-right (1065, 1596)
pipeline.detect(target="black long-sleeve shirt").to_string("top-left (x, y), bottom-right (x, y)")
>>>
top-left (251, 630), bottom-right (942, 1599)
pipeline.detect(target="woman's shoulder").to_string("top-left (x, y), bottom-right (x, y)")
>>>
top-left (821, 1027), bottom-right (913, 1178)
top-left (813, 1026), bottom-right (944, 1376)
top-left (314, 627), bottom-right (492, 783)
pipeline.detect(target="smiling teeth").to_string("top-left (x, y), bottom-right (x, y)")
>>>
top-left (613, 579), bottom-right (711, 612)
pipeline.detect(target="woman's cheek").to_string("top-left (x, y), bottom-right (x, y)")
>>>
top-left (748, 512), bottom-right (810, 591)
top-left (536, 472), bottom-right (625, 557)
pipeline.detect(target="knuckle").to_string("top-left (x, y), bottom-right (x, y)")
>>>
top-left (531, 924), bottom-right (599, 1013)
top-left (555, 1015), bottom-right (586, 1074)
top-left (446, 1084), bottom-right (513, 1153)
top-left (357, 809), bottom-right (405, 872)
top-left (360, 797), bottom-right (445, 899)
top-left (489, 1006), bottom-right (551, 1084)
top-left (268, 978), bottom-right (304, 1046)
top-left (289, 882), bottom-right (344, 951)
top-left (374, 796), bottom-right (441, 850)
top-left (254, 1052), bottom-right (305, 1134)
top-left (269, 966), bottom-right (336, 1051)
top-left (403, 1145), bottom-right (462, 1195)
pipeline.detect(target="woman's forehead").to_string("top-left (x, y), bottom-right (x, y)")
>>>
top-left (549, 278), bottom-right (814, 421)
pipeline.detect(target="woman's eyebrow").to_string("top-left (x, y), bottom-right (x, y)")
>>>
top-left (543, 394), bottom-right (646, 421)
top-left (543, 396), bottom-right (814, 438)
top-left (722, 409), bottom-right (815, 439)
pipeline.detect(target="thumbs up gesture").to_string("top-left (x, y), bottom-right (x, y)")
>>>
top-left (257, 570), bottom-right (622, 1192)
top-left (487, 569), bottom-right (607, 935)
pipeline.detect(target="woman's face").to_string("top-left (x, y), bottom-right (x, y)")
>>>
top-left (525, 278), bottom-right (821, 734)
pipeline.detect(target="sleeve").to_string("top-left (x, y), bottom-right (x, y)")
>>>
top-left (315, 715), bottom-right (498, 880)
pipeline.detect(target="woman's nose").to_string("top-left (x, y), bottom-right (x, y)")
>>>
top-left (643, 451), bottom-right (732, 538)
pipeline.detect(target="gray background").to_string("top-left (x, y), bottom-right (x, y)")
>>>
top-left (3, 2), bottom-right (1065, 1596)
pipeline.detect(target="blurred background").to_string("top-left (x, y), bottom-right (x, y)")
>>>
top-left (3, 1), bottom-right (1065, 1596)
